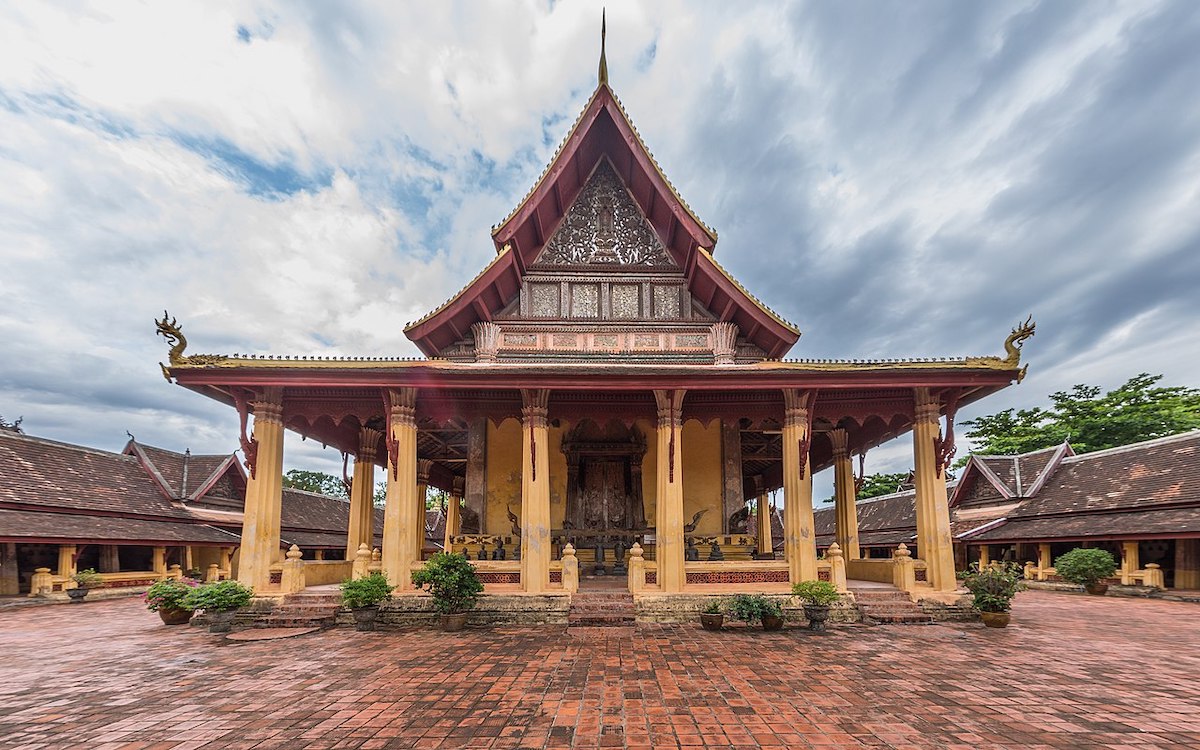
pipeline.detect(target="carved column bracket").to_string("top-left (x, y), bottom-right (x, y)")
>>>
top-left (711, 322), bottom-right (739, 365)
top-left (472, 322), bottom-right (500, 362)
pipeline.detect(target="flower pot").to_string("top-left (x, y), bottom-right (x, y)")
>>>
top-left (803, 604), bottom-right (831, 632)
top-left (207, 610), bottom-right (237, 633)
top-left (66, 587), bottom-right (89, 603)
top-left (352, 606), bottom-right (380, 631)
top-left (700, 613), bottom-right (723, 631)
top-left (158, 608), bottom-right (193, 625)
top-left (1085, 582), bottom-right (1108, 596)
top-left (440, 613), bottom-right (469, 632)
top-left (761, 614), bottom-right (784, 631)
top-left (980, 611), bottom-right (1010, 628)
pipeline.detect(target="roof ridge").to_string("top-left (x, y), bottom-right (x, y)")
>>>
top-left (1059, 429), bottom-right (1200, 464)
top-left (0, 430), bottom-right (141, 463)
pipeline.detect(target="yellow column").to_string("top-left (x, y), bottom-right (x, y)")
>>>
top-left (912, 388), bottom-right (956, 592)
top-left (978, 544), bottom-right (991, 568)
top-left (829, 428), bottom-right (861, 560)
top-left (1121, 541), bottom-right (1139, 585)
top-left (756, 492), bottom-right (774, 558)
top-left (444, 476), bottom-right (464, 553)
top-left (520, 389), bottom-right (552, 593)
top-left (383, 388), bottom-right (419, 588)
top-left (413, 459), bottom-right (432, 562)
top-left (57, 544), bottom-right (76, 578)
top-left (1038, 543), bottom-right (1053, 580)
top-left (346, 427), bottom-right (381, 558)
top-left (152, 546), bottom-right (167, 575)
top-left (236, 387), bottom-right (285, 592)
top-left (782, 389), bottom-right (817, 584)
top-left (653, 389), bottom-right (687, 592)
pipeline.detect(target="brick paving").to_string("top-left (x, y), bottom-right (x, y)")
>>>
top-left (1, 591), bottom-right (1198, 749)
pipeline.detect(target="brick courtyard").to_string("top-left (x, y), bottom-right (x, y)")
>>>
top-left (1, 591), bottom-right (1198, 749)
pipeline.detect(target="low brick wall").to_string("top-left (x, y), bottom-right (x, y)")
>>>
top-left (365, 594), bottom-right (572, 627)
top-left (916, 594), bottom-right (978, 621)
top-left (635, 593), bottom-right (861, 625)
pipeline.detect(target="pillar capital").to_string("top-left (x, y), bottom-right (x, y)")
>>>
top-left (251, 386), bottom-right (285, 426)
top-left (357, 426), bottom-right (382, 462)
top-left (473, 321), bottom-right (500, 362)
top-left (653, 389), bottom-right (686, 428)
top-left (521, 389), bottom-right (550, 428)
top-left (914, 387), bottom-right (941, 425)
top-left (452, 475), bottom-right (465, 497)
top-left (711, 321), bottom-right (738, 365)
top-left (416, 458), bottom-right (433, 485)
top-left (386, 387), bottom-right (417, 428)
top-left (782, 389), bottom-right (815, 428)
top-left (828, 427), bottom-right (850, 460)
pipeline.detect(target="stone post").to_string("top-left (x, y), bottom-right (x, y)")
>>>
top-left (168, 564), bottom-right (183, 580)
top-left (352, 543), bottom-right (371, 579)
top-left (1144, 563), bottom-right (1165, 589)
top-left (383, 388), bottom-right (419, 588)
top-left (280, 545), bottom-right (305, 594)
top-left (238, 386), bottom-right (286, 592)
top-left (444, 477), bottom-right (464, 553)
top-left (892, 543), bottom-right (916, 592)
top-left (206, 563), bottom-right (220, 582)
top-left (628, 542), bottom-right (646, 593)
top-left (152, 546), bottom-right (167, 575)
top-left (829, 429), bottom-right (861, 560)
top-left (520, 389), bottom-right (552, 593)
top-left (368, 547), bottom-right (383, 575)
top-left (782, 389), bottom-right (818, 584)
top-left (1121, 541), bottom-right (1139, 585)
top-left (561, 543), bottom-right (579, 594)
top-left (413, 459), bottom-right (433, 562)
top-left (912, 388), bottom-right (956, 592)
top-left (826, 542), bottom-right (848, 593)
top-left (29, 568), bottom-right (53, 597)
top-left (653, 389), bottom-right (687, 592)
top-left (347, 427), bottom-right (381, 558)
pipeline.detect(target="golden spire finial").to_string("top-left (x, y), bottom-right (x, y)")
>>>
top-left (598, 8), bottom-right (608, 87)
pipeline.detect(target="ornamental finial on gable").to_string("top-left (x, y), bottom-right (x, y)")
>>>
top-left (598, 9), bottom-right (609, 87)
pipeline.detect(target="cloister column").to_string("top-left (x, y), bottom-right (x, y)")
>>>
top-left (782, 389), bottom-right (818, 584)
top-left (0, 543), bottom-right (18, 596)
top-left (413, 459), bottom-right (433, 562)
top-left (152, 546), bottom-right (167, 575)
top-left (382, 388), bottom-right (419, 588)
top-left (99, 545), bottom-right (120, 573)
top-left (57, 545), bottom-right (76, 579)
top-left (520, 389), bottom-right (552, 593)
top-left (912, 387), bottom-right (956, 591)
top-left (829, 428), bottom-right (861, 560)
top-left (236, 386), bottom-right (285, 592)
top-left (346, 427), bottom-right (381, 558)
top-left (1121, 541), bottom-right (1140, 585)
top-left (444, 476), bottom-right (464, 553)
top-left (752, 475), bottom-right (773, 559)
top-left (653, 390), bottom-right (687, 592)
top-left (1176, 539), bottom-right (1200, 590)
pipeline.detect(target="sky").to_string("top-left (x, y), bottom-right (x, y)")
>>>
top-left (2, 0), bottom-right (1199, 499)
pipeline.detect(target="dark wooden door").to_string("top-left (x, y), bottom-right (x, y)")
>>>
top-left (580, 459), bottom-right (629, 530)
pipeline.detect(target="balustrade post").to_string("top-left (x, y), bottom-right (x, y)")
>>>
top-left (892, 543), bottom-right (915, 592)
top-left (29, 568), bottom-right (53, 597)
top-left (827, 542), bottom-right (848, 593)
top-left (562, 543), bottom-right (579, 594)
top-left (352, 543), bottom-right (372, 579)
top-left (206, 564), bottom-right (220, 582)
top-left (628, 542), bottom-right (646, 593)
top-left (281, 545), bottom-right (305, 593)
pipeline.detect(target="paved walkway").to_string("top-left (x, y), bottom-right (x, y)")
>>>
top-left (0, 591), bottom-right (1197, 749)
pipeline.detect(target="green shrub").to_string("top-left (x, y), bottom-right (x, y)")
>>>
top-left (71, 568), bottom-right (103, 589)
top-left (702, 599), bottom-right (723, 615)
top-left (341, 572), bottom-right (395, 609)
top-left (411, 552), bottom-right (484, 614)
top-left (1054, 548), bottom-right (1118, 586)
top-left (960, 562), bottom-right (1023, 613)
top-left (791, 580), bottom-right (841, 606)
top-left (143, 577), bottom-right (201, 611)
top-left (183, 580), bottom-right (254, 612)
top-left (726, 594), bottom-right (782, 625)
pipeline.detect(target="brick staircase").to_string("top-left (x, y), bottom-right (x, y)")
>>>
top-left (851, 589), bottom-right (932, 625)
top-left (257, 589), bottom-right (343, 629)
top-left (568, 589), bottom-right (637, 627)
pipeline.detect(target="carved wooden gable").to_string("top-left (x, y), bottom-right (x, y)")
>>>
top-left (534, 160), bottom-right (676, 269)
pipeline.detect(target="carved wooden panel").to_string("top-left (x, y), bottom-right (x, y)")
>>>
top-left (653, 286), bottom-right (679, 318)
top-left (530, 284), bottom-right (559, 317)
top-left (571, 284), bottom-right (599, 318)
top-left (611, 285), bottom-right (640, 318)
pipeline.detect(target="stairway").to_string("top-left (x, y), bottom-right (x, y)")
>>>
top-left (568, 589), bottom-right (637, 627)
top-left (258, 589), bottom-right (343, 629)
top-left (851, 589), bottom-right (932, 625)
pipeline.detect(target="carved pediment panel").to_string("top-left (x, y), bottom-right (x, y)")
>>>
top-left (535, 160), bottom-right (675, 268)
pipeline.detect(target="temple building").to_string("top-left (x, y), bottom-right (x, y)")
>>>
top-left (156, 36), bottom-right (1035, 604)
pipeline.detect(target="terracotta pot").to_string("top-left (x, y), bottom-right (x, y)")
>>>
top-left (66, 588), bottom-right (89, 603)
top-left (352, 606), bottom-right (380, 632)
top-left (440, 613), bottom-right (469, 632)
top-left (761, 614), bottom-right (784, 631)
top-left (158, 608), bottom-right (193, 625)
top-left (207, 610), bottom-right (236, 633)
top-left (1085, 583), bottom-right (1109, 596)
top-left (980, 611), bottom-right (1010, 628)
top-left (803, 604), bottom-right (831, 632)
top-left (700, 613), bottom-right (723, 631)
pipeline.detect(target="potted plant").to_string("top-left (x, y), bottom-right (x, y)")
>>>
top-left (67, 568), bottom-right (103, 603)
top-left (144, 577), bottom-right (200, 625)
top-left (183, 580), bottom-right (254, 633)
top-left (411, 552), bottom-right (484, 631)
top-left (1054, 547), bottom-right (1118, 595)
top-left (961, 562), bottom-right (1022, 628)
top-left (792, 580), bottom-right (840, 632)
top-left (727, 593), bottom-right (784, 631)
top-left (699, 599), bottom-right (724, 631)
top-left (341, 572), bottom-right (395, 631)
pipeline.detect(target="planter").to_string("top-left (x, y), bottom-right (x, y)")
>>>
top-left (700, 613), bottom-right (723, 631)
top-left (351, 606), bottom-right (380, 632)
top-left (802, 604), bottom-right (831, 632)
top-left (440, 613), bottom-right (469, 632)
top-left (158, 608), bottom-right (193, 625)
top-left (207, 610), bottom-right (237, 633)
top-left (980, 611), bottom-right (1010, 628)
top-left (1085, 582), bottom-right (1109, 596)
top-left (761, 614), bottom-right (784, 632)
top-left (66, 587), bottom-right (90, 603)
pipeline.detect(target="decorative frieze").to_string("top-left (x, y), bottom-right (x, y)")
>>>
top-left (611, 285), bottom-right (640, 318)
top-left (653, 285), bottom-right (678, 318)
top-left (571, 284), bottom-right (599, 317)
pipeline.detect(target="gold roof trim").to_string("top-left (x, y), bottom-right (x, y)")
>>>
top-left (697, 247), bottom-right (800, 336)
top-left (402, 243), bottom-right (514, 334)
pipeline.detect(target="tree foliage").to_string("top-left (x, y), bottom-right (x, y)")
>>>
top-left (822, 471), bottom-right (910, 503)
top-left (962, 373), bottom-right (1200, 457)
top-left (282, 469), bottom-right (348, 499)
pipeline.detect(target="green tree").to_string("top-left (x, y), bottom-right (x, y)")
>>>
top-left (962, 373), bottom-right (1200, 457)
top-left (282, 469), bottom-right (347, 499)
top-left (373, 481), bottom-right (387, 508)
top-left (822, 471), bottom-right (910, 503)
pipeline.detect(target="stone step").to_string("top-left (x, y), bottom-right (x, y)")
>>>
top-left (568, 591), bottom-right (636, 628)
top-left (568, 614), bottom-right (636, 627)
